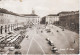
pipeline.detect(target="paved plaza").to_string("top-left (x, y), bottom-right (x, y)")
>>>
top-left (19, 25), bottom-right (79, 54)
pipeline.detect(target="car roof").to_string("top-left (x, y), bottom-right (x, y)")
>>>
top-left (50, 40), bottom-right (53, 43)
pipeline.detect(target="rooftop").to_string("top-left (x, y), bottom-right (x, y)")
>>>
top-left (0, 8), bottom-right (19, 16)
top-left (47, 14), bottom-right (59, 16)
top-left (58, 11), bottom-right (79, 14)
top-left (21, 14), bottom-right (38, 16)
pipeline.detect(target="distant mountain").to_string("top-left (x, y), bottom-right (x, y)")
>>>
top-left (0, 8), bottom-right (19, 16)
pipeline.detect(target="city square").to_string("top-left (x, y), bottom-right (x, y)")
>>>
top-left (0, 0), bottom-right (79, 55)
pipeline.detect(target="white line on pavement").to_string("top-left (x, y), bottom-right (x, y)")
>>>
top-left (27, 29), bottom-right (46, 55)
top-left (33, 38), bottom-right (45, 54)
top-left (27, 36), bottom-right (34, 54)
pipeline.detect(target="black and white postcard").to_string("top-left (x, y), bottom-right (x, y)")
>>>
top-left (0, 0), bottom-right (79, 55)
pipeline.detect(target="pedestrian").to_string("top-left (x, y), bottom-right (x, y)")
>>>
top-left (74, 40), bottom-right (75, 43)
top-left (26, 35), bottom-right (29, 39)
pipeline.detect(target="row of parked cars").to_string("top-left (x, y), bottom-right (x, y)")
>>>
top-left (14, 27), bottom-right (27, 31)
top-left (6, 35), bottom-right (24, 54)
top-left (46, 38), bottom-right (58, 53)
top-left (0, 26), bottom-right (26, 54)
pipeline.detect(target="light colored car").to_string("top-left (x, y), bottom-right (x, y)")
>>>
top-left (46, 38), bottom-right (50, 41)
top-left (8, 47), bottom-right (15, 51)
top-left (7, 39), bottom-right (11, 42)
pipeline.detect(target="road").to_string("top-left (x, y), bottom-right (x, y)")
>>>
top-left (45, 25), bottom-right (79, 54)
top-left (20, 24), bottom-right (79, 54)
top-left (20, 27), bottom-right (53, 54)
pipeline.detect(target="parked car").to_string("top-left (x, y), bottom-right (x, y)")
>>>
top-left (46, 38), bottom-right (50, 41)
top-left (29, 26), bottom-right (32, 28)
top-left (7, 38), bottom-right (11, 41)
top-left (41, 30), bottom-right (43, 33)
top-left (14, 28), bottom-right (19, 31)
top-left (62, 29), bottom-right (64, 31)
top-left (0, 49), bottom-right (5, 54)
top-left (14, 51), bottom-right (21, 54)
top-left (59, 26), bottom-right (62, 28)
top-left (8, 32), bottom-right (13, 35)
top-left (56, 30), bottom-right (59, 32)
top-left (26, 35), bottom-right (29, 38)
top-left (15, 44), bottom-right (21, 49)
top-left (48, 40), bottom-right (54, 46)
top-left (51, 46), bottom-right (58, 53)
top-left (46, 29), bottom-right (51, 33)
top-left (8, 47), bottom-right (15, 51)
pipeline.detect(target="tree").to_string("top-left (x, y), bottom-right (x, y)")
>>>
top-left (40, 16), bottom-right (46, 24)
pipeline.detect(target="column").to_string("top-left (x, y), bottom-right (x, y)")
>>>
top-left (1, 26), bottom-right (3, 34)
top-left (13, 24), bottom-right (14, 30)
top-left (17, 23), bottom-right (18, 28)
top-left (5, 25), bottom-right (7, 33)
top-left (8, 25), bottom-right (10, 32)
top-left (11, 24), bottom-right (12, 31)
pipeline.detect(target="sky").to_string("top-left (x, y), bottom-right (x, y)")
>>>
top-left (0, 0), bottom-right (79, 17)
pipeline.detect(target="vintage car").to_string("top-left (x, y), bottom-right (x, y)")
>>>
top-left (48, 40), bottom-right (54, 46)
top-left (51, 46), bottom-right (58, 53)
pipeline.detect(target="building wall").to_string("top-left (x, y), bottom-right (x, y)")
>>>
top-left (46, 16), bottom-right (59, 24)
top-left (0, 13), bottom-right (26, 34)
top-left (25, 16), bottom-right (40, 25)
top-left (0, 13), bottom-right (40, 34)
top-left (59, 14), bottom-right (79, 33)
top-left (59, 11), bottom-right (79, 17)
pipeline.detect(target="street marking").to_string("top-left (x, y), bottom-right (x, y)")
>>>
top-left (27, 29), bottom-right (46, 54)
top-left (27, 35), bottom-right (34, 54)
top-left (33, 38), bottom-right (45, 54)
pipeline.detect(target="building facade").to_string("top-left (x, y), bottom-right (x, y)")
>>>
top-left (58, 11), bottom-right (79, 17)
top-left (58, 11), bottom-right (79, 33)
top-left (0, 10), bottom-right (40, 34)
top-left (46, 14), bottom-right (59, 24)
top-left (0, 13), bottom-right (26, 34)
top-left (22, 10), bottom-right (40, 25)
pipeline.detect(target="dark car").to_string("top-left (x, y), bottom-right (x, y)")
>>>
top-left (48, 40), bottom-right (54, 46)
top-left (51, 46), bottom-right (58, 53)
top-left (0, 49), bottom-right (5, 54)
top-left (29, 26), bottom-right (32, 28)
top-left (56, 30), bottom-right (59, 32)
top-left (8, 32), bottom-right (13, 35)
top-left (15, 44), bottom-right (21, 49)
top-left (46, 29), bottom-right (51, 33)
top-left (14, 28), bottom-right (19, 31)
top-left (62, 29), bottom-right (64, 31)
top-left (41, 30), bottom-right (43, 33)
top-left (14, 51), bottom-right (22, 55)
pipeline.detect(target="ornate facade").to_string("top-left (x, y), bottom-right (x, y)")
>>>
top-left (22, 10), bottom-right (40, 25)
top-left (46, 14), bottom-right (59, 24)
top-left (0, 10), bottom-right (40, 34)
